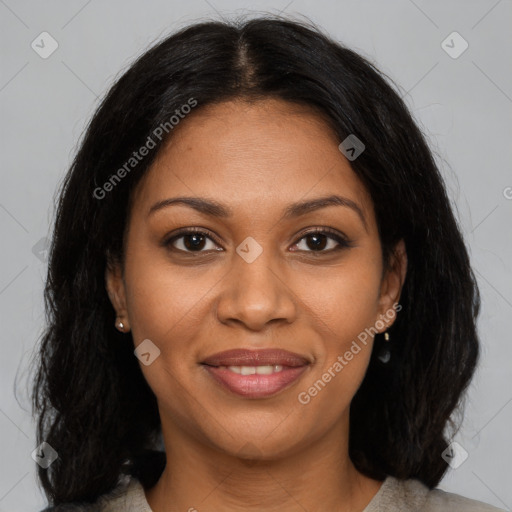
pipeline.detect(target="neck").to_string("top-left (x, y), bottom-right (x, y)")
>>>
top-left (144, 420), bottom-right (383, 512)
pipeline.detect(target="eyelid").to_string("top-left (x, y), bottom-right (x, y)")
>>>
top-left (294, 226), bottom-right (351, 244)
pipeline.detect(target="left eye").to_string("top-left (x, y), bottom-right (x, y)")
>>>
top-left (291, 231), bottom-right (349, 252)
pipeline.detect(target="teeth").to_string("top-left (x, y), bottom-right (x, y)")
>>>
top-left (254, 365), bottom-right (274, 375)
top-left (256, 365), bottom-right (284, 374)
top-left (218, 365), bottom-right (284, 374)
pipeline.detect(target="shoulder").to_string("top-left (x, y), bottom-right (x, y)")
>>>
top-left (422, 486), bottom-right (506, 512)
top-left (40, 475), bottom-right (148, 512)
top-left (40, 501), bottom-right (102, 511)
top-left (366, 476), bottom-right (506, 512)
top-left (40, 503), bottom-right (102, 511)
top-left (391, 476), bottom-right (505, 512)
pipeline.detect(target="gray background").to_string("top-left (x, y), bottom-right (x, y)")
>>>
top-left (1, 0), bottom-right (511, 510)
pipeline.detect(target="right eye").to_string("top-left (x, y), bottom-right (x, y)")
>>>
top-left (164, 228), bottom-right (223, 253)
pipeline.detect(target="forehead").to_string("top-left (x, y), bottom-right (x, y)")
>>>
top-left (131, 98), bottom-right (375, 225)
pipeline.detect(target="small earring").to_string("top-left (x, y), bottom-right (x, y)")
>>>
top-left (116, 318), bottom-right (126, 332)
top-left (378, 331), bottom-right (391, 364)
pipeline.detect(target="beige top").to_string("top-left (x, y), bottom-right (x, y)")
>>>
top-left (97, 474), bottom-right (506, 512)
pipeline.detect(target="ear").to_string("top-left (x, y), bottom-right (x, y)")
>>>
top-left (376, 239), bottom-right (407, 331)
top-left (105, 256), bottom-right (130, 329)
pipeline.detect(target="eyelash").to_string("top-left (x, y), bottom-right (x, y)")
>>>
top-left (163, 227), bottom-right (353, 255)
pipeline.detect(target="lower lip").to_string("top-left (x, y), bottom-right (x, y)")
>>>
top-left (202, 365), bottom-right (309, 399)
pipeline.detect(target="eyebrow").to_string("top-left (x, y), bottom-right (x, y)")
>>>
top-left (147, 194), bottom-right (368, 231)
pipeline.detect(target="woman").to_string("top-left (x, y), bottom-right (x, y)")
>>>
top-left (33, 15), bottom-right (505, 512)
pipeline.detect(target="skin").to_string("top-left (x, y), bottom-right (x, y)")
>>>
top-left (106, 98), bottom-right (407, 512)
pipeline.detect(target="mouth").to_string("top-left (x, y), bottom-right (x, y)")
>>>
top-left (200, 348), bottom-right (311, 399)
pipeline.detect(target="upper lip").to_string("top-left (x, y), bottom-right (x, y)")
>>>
top-left (201, 349), bottom-right (310, 368)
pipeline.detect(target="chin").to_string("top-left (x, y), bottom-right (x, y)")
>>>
top-left (196, 418), bottom-right (312, 462)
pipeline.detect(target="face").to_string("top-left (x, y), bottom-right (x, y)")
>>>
top-left (106, 98), bottom-right (406, 460)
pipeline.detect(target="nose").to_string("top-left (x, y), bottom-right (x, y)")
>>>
top-left (215, 243), bottom-right (297, 331)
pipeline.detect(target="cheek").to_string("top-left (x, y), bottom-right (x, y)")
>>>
top-left (297, 256), bottom-right (382, 343)
top-left (294, 254), bottom-right (381, 401)
top-left (122, 253), bottom-right (212, 425)
top-left (123, 250), bottom-right (212, 343)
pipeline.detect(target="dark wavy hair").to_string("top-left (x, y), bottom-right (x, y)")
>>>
top-left (31, 14), bottom-right (480, 507)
